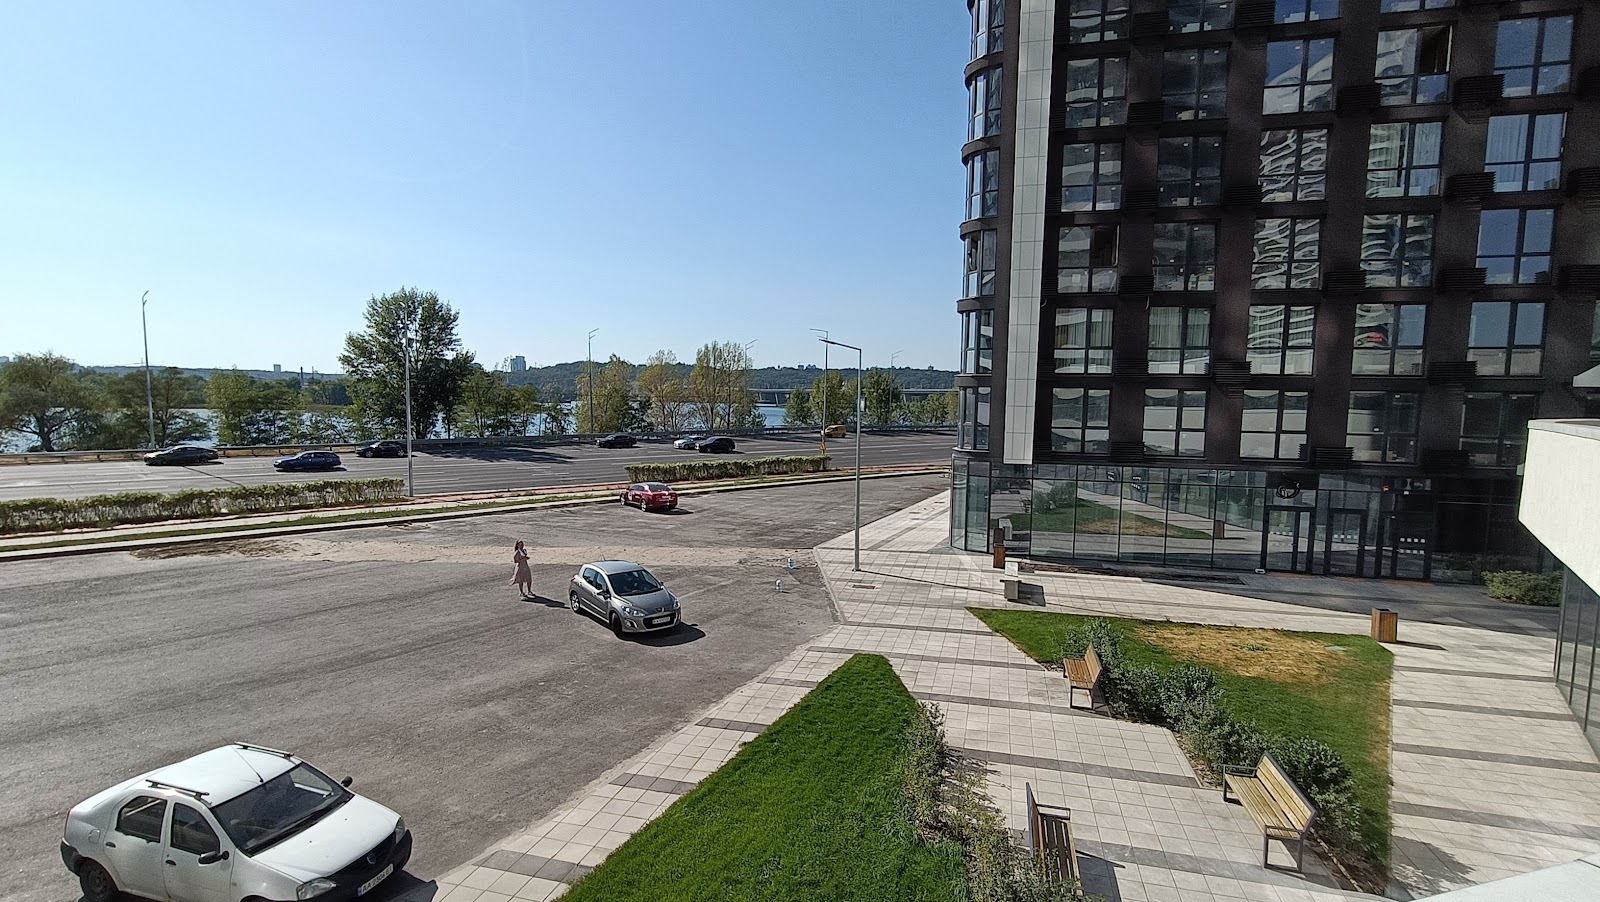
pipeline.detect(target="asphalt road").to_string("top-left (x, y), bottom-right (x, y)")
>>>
top-left (0, 432), bottom-right (953, 502)
top-left (0, 474), bottom-right (949, 902)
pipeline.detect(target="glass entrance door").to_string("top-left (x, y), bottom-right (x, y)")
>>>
top-left (1262, 507), bottom-right (1313, 573)
top-left (1318, 508), bottom-right (1368, 576)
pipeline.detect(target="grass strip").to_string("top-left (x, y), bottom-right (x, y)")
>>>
top-left (561, 654), bottom-right (966, 902)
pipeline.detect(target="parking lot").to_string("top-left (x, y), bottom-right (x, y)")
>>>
top-left (0, 474), bottom-right (947, 902)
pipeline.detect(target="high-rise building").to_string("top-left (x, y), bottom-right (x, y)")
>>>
top-left (510, 356), bottom-right (527, 373)
top-left (953, 0), bottom-right (1599, 578)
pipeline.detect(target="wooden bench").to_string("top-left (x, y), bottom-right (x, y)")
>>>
top-left (1222, 752), bottom-right (1318, 872)
top-left (1025, 782), bottom-right (1082, 892)
top-left (1062, 645), bottom-right (1103, 710)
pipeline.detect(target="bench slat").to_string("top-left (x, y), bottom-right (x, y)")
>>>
top-left (1259, 756), bottom-right (1316, 827)
top-left (1225, 775), bottom-right (1301, 833)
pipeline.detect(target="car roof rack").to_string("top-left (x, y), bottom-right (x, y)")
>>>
top-left (231, 741), bottom-right (294, 759)
top-left (146, 780), bottom-right (209, 799)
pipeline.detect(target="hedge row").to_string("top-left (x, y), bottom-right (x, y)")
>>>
top-left (0, 478), bottom-right (407, 534)
top-left (1484, 570), bottom-right (1562, 606)
top-left (625, 455), bottom-right (830, 484)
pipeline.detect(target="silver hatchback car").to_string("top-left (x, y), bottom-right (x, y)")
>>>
top-left (569, 560), bottom-right (681, 635)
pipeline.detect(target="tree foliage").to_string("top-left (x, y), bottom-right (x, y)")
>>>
top-left (783, 387), bottom-right (815, 427)
top-left (576, 355), bottom-right (644, 434)
top-left (206, 370), bottom-right (301, 445)
top-left (636, 350), bottom-right (691, 431)
top-left (810, 370), bottom-right (853, 428)
top-left (862, 370), bottom-right (905, 427)
top-left (689, 341), bottom-right (757, 432)
top-left (339, 287), bottom-right (475, 439)
top-left (0, 353), bottom-right (97, 452)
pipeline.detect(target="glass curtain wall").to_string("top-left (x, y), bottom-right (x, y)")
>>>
top-left (1555, 571), bottom-right (1600, 755)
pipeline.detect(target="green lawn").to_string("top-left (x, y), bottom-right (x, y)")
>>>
top-left (968, 608), bottom-right (1393, 869)
top-left (561, 654), bottom-right (966, 902)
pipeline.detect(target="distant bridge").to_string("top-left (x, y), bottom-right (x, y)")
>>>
top-left (754, 387), bottom-right (954, 406)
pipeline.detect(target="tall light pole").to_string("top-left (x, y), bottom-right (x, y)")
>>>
top-left (810, 328), bottom-right (828, 451)
top-left (820, 337), bottom-right (864, 571)
top-left (586, 328), bottom-right (599, 434)
top-left (890, 350), bottom-right (903, 370)
top-left (403, 333), bottom-right (415, 497)
top-left (140, 291), bottom-right (156, 448)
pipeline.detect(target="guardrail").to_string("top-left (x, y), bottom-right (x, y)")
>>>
top-left (0, 426), bottom-right (956, 465)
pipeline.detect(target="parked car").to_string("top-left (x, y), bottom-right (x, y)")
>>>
top-left (569, 560), bottom-right (681, 635)
top-left (142, 446), bottom-right (219, 466)
top-left (822, 424), bottom-right (847, 438)
top-left (355, 440), bottom-right (407, 458)
top-left (696, 436), bottom-right (736, 453)
top-left (672, 434), bottom-right (706, 450)
top-left (620, 482), bottom-right (679, 511)
top-left (272, 450), bottom-right (342, 471)
top-left (60, 742), bottom-right (411, 902)
top-left (596, 434), bottom-right (637, 449)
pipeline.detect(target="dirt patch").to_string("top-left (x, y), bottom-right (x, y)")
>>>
top-left (1135, 624), bottom-right (1343, 685)
top-left (130, 539), bottom-right (296, 559)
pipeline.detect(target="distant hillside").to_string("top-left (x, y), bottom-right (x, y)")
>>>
top-left (81, 364), bottom-right (333, 383)
top-left (505, 362), bottom-right (956, 398)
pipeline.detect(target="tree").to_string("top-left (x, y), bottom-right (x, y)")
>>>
top-left (783, 387), bottom-right (815, 427)
top-left (508, 384), bottom-right (542, 436)
top-left (0, 353), bottom-right (96, 452)
top-left (636, 350), bottom-right (690, 431)
top-left (688, 341), bottom-right (757, 431)
top-left (809, 370), bottom-right (852, 428)
top-left (575, 356), bottom-right (641, 433)
top-left (339, 287), bottom-right (476, 439)
top-left (861, 370), bottom-right (905, 427)
top-left (539, 383), bottom-right (571, 435)
top-left (458, 369), bottom-right (518, 437)
top-left (207, 370), bottom-right (299, 445)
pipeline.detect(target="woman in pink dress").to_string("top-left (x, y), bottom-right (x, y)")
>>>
top-left (512, 541), bottom-right (533, 598)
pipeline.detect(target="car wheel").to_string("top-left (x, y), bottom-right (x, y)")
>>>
top-left (78, 860), bottom-right (116, 902)
top-left (569, 591), bottom-right (582, 614)
top-left (619, 493), bottom-right (628, 505)
top-left (610, 613), bottom-right (624, 637)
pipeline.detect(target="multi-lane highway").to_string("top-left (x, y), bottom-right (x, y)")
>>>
top-left (0, 431), bottom-right (954, 501)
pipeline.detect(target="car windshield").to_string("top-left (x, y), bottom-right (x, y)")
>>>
top-left (210, 762), bottom-right (352, 855)
top-left (607, 568), bottom-right (664, 596)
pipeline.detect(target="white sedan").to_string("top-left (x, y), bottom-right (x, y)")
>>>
top-left (60, 743), bottom-right (410, 902)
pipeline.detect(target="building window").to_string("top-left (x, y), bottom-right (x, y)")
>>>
top-left (969, 68), bottom-right (1002, 140)
top-left (1252, 218), bottom-right (1322, 290)
top-left (1154, 223), bottom-right (1217, 291)
top-left (1064, 57), bottom-right (1127, 128)
top-left (1051, 388), bottom-right (1110, 453)
top-left (1366, 121), bottom-right (1441, 198)
top-left (964, 229), bottom-right (997, 298)
top-left (966, 150), bottom-right (999, 220)
top-left (1158, 136), bottom-right (1223, 207)
top-left (960, 310), bottom-right (994, 375)
top-left (1361, 213), bottom-right (1434, 288)
top-left (1058, 226), bottom-right (1118, 293)
top-left (1353, 304), bottom-right (1426, 375)
top-left (958, 386), bottom-right (991, 451)
top-left (1170, 0), bottom-right (1233, 33)
top-left (1144, 390), bottom-right (1207, 457)
top-left (970, 0), bottom-right (1004, 60)
top-left (1478, 208), bottom-right (1554, 286)
top-left (1163, 48), bottom-right (1229, 120)
top-left (1068, 0), bottom-right (1129, 43)
top-left (1149, 306), bottom-right (1211, 375)
top-left (1054, 308), bottom-right (1114, 374)
top-left (1461, 392), bottom-right (1539, 466)
top-left (1496, 16), bottom-right (1572, 97)
top-left (1486, 114), bottom-right (1565, 193)
top-left (1347, 392), bottom-right (1420, 463)
top-left (1276, 0), bottom-right (1338, 23)
top-left (1247, 305), bottom-right (1316, 375)
top-left (1241, 390), bottom-right (1309, 460)
top-left (1062, 142), bottom-right (1122, 212)
top-left (1264, 39), bottom-right (1335, 114)
top-left (1380, 0), bottom-right (1451, 10)
top-left (1260, 128), bottom-right (1327, 202)
top-left (1376, 26), bottom-right (1451, 106)
top-left (1468, 301), bottom-right (1545, 376)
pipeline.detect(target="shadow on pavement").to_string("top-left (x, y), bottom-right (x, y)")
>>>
top-left (374, 871), bottom-right (437, 901)
top-left (522, 594), bottom-right (568, 609)
top-left (629, 624), bottom-right (707, 647)
top-left (419, 447), bottom-right (575, 463)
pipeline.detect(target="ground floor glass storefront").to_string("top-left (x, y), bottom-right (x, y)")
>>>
top-left (1555, 572), bottom-right (1600, 755)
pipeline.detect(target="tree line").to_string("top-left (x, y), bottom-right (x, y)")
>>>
top-left (1, 287), bottom-right (954, 452)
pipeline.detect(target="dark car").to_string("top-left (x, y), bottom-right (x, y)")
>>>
top-left (697, 436), bottom-right (736, 454)
top-left (142, 446), bottom-right (219, 466)
top-left (620, 482), bottom-right (678, 511)
top-left (597, 434), bottom-right (637, 449)
top-left (273, 450), bottom-right (342, 471)
top-left (355, 440), bottom-right (407, 458)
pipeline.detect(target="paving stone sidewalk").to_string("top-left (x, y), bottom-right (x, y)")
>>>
top-left (412, 491), bottom-right (1600, 902)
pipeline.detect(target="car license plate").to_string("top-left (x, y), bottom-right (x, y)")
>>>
top-left (358, 863), bottom-right (393, 896)
top-left (648, 616), bottom-right (672, 626)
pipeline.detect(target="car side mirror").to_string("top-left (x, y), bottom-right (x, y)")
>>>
top-left (599, 589), bottom-right (611, 599)
top-left (341, 776), bottom-right (353, 787)
top-left (198, 850), bottom-right (229, 865)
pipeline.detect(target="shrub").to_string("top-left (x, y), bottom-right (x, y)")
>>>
top-left (625, 455), bottom-right (830, 484)
top-left (1484, 570), bottom-right (1562, 606)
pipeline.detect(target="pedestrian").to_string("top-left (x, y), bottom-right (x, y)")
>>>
top-left (512, 540), bottom-right (533, 598)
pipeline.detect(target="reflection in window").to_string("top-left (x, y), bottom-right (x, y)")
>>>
top-left (1380, 0), bottom-right (1451, 10)
top-left (1260, 128), bottom-right (1327, 202)
top-left (1163, 48), bottom-right (1229, 120)
top-left (171, 805), bottom-right (221, 856)
top-left (970, 0), bottom-right (1005, 60)
top-left (1486, 114), bottom-right (1565, 193)
top-left (958, 386), bottom-right (991, 451)
top-left (1069, 0), bottom-right (1129, 43)
top-left (1252, 218), bottom-right (1321, 290)
top-left (1051, 388), bottom-right (1111, 453)
top-left (1149, 306), bottom-right (1211, 375)
top-left (963, 230), bottom-right (997, 298)
top-left (1144, 390), bottom-right (1207, 457)
top-left (117, 796), bottom-right (167, 843)
top-left (1353, 304), bottom-right (1426, 375)
top-left (960, 310), bottom-right (993, 375)
top-left (1247, 305), bottom-right (1316, 375)
top-left (1361, 213), bottom-right (1434, 288)
top-left (1158, 136), bottom-right (1223, 207)
top-left (1064, 57), bottom-right (1127, 128)
top-left (969, 68), bottom-right (1003, 140)
top-left (1170, 0), bottom-right (1233, 33)
top-left (1348, 392), bottom-right (1419, 463)
top-left (1496, 16), bottom-right (1572, 97)
top-left (1376, 26), bottom-right (1451, 106)
top-left (1058, 225), bottom-right (1119, 293)
top-left (1241, 390), bottom-right (1309, 459)
top-left (1367, 121), bottom-right (1441, 197)
top-left (1460, 392), bottom-right (1539, 466)
top-left (1062, 142), bottom-right (1123, 212)
top-left (1468, 301), bottom-right (1545, 376)
top-left (1477, 208), bottom-right (1554, 285)
top-left (966, 150), bottom-right (1000, 219)
top-left (1264, 39), bottom-right (1335, 114)
top-left (1054, 308), bottom-right (1114, 374)
top-left (1275, 0), bottom-right (1338, 23)
top-left (1154, 223), bottom-right (1217, 291)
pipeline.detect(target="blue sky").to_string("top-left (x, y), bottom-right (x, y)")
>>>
top-left (0, 1), bottom-right (969, 374)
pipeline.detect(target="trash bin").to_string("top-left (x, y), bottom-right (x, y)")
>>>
top-left (1371, 608), bottom-right (1399, 643)
top-left (992, 527), bottom-right (1006, 569)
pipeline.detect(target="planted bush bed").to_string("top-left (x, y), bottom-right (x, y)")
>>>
top-left (969, 609), bottom-right (1393, 890)
top-left (1483, 570), bottom-right (1562, 606)
top-left (0, 478), bottom-right (406, 534)
top-left (625, 454), bottom-right (829, 484)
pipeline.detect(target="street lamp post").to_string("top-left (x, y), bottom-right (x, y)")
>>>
top-left (586, 328), bottom-right (599, 434)
top-left (890, 350), bottom-right (903, 370)
top-left (403, 334), bottom-right (415, 497)
top-left (820, 337), bottom-right (864, 571)
top-left (140, 291), bottom-right (155, 448)
top-left (810, 328), bottom-right (828, 451)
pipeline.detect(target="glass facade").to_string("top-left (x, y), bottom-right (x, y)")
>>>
top-left (1555, 570), bottom-right (1600, 756)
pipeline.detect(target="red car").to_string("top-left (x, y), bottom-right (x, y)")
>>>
top-left (620, 481), bottom-right (678, 511)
